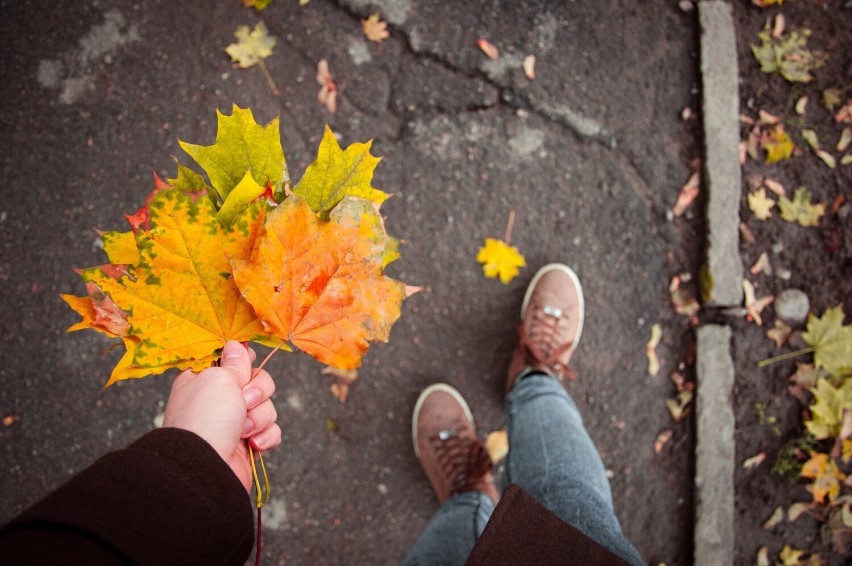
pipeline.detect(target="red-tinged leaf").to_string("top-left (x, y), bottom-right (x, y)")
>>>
top-left (476, 38), bottom-right (499, 60)
top-left (654, 429), bottom-right (673, 453)
top-left (317, 59), bottom-right (338, 114)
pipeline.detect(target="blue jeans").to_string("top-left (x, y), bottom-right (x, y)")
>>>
top-left (402, 375), bottom-right (645, 565)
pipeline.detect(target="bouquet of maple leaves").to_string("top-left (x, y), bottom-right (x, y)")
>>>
top-left (63, 105), bottom-right (412, 387)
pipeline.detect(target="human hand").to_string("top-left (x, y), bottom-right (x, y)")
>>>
top-left (163, 341), bottom-right (282, 491)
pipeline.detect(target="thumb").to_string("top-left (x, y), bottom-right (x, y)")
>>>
top-left (219, 341), bottom-right (252, 387)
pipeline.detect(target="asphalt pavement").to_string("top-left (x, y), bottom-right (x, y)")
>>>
top-left (0, 1), bottom-right (703, 563)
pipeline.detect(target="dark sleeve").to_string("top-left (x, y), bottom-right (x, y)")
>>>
top-left (465, 484), bottom-right (633, 566)
top-left (0, 428), bottom-right (254, 566)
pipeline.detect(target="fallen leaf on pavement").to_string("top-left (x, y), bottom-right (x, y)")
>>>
top-left (323, 366), bottom-right (359, 403)
top-left (801, 129), bottom-right (820, 150)
top-left (671, 171), bottom-right (700, 216)
top-left (523, 55), bottom-right (536, 80)
top-left (762, 124), bottom-right (795, 163)
top-left (646, 323), bottom-right (662, 377)
top-left (816, 150), bottom-right (836, 169)
top-left (476, 38), bottom-right (499, 60)
top-left (759, 109), bottom-right (781, 125)
top-left (750, 251), bottom-right (772, 275)
top-left (666, 390), bottom-right (693, 422)
top-left (476, 238), bottom-right (525, 284)
top-left (362, 14), bottom-right (389, 43)
top-left (485, 428), bottom-right (509, 463)
top-left (836, 100), bottom-right (852, 123)
top-left (748, 188), bottom-right (775, 220)
top-left (671, 287), bottom-right (700, 317)
top-left (743, 279), bottom-right (773, 325)
top-left (756, 547), bottom-right (770, 566)
top-left (801, 451), bottom-right (846, 503)
top-left (764, 177), bottom-right (785, 196)
top-left (789, 363), bottom-right (822, 391)
top-left (795, 95), bottom-right (808, 115)
top-left (842, 155), bottom-right (852, 166)
top-left (743, 452), bottom-right (767, 470)
top-left (3, 414), bottom-right (18, 427)
top-left (740, 222), bottom-right (756, 244)
top-left (226, 22), bottom-right (275, 68)
top-left (317, 59), bottom-right (338, 113)
top-left (242, 0), bottom-right (272, 9)
top-left (763, 506), bottom-right (784, 529)
top-left (767, 319), bottom-right (792, 348)
top-left (788, 502), bottom-right (811, 522)
top-left (837, 128), bottom-right (851, 152)
top-left (801, 304), bottom-right (852, 376)
top-left (778, 187), bottom-right (825, 227)
top-left (751, 23), bottom-right (826, 83)
top-left (654, 429), bottom-right (673, 454)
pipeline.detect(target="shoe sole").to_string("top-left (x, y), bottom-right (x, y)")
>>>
top-left (411, 383), bottom-right (475, 459)
top-left (520, 263), bottom-right (584, 356)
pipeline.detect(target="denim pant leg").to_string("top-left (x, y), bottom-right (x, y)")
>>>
top-left (505, 375), bottom-right (645, 566)
top-left (401, 491), bottom-right (494, 566)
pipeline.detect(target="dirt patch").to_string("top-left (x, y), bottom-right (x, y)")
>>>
top-left (731, 1), bottom-right (852, 564)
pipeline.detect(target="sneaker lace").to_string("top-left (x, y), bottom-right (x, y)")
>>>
top-left (428, 430), bottom-right (493, 495)
top-left (518, 307), bottom-right (576, 380)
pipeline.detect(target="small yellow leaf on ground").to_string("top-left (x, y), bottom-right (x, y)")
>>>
top-left (485, 428), bottom-right (509, 463)
top-left (225, 22), bottom-right (276, 68)
top-left (815, 149), bottom-right (836, 169)
top-left (837, 128), bottom-right (852, 152)
top-left (362, 14), bottom-right (389, 43)
top-left (762, 125), bottom-right (795, 163)
top-left (748, 188), bottom-right (775, 220)
top-left (778, 187), bottom-right (825, 227)
top-left (476, 238), bottom-right (525, 284)
top-left (756, 546), bottom-right (770, 566)
top-left (801, 129), bottom-right (820, 150)
top-left (795, 95), bottom-right (808, 115)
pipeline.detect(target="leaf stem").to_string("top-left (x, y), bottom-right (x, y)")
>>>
top-left (258, 60), bottom-right (279, 96)
top-left (504, 209), bottom-right (516, 245)
top-left (252, 341), bottom-right (287, 378)
top-left (757, 346), bottom-right (816, 368)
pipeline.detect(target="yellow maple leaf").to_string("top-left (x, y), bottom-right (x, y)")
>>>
top-left (747, 188), bottom-right (775, 220)
top-left (762, 125), bottom-right (795, 163)
top-left (225, 22), bottom-right (275, 68)
top-left (800, 452), bottom-right (846, 503)
top-left (362, 14), bottom-right (389, 43)
top-left (294, 125), bottom-right (388, 219)
top-left (231, 196), bottom-right (406, 370)
top-left (778, 187), bottom-right (825, 227)
top-left (69, 189), bottom-right (279, 386)
top-left (477, 238), bottom-right (526, 284)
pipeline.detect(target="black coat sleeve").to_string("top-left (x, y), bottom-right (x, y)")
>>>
top-left (0, 428), bottom-right (254, 566)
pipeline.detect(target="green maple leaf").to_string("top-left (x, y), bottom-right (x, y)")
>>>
top-left (179, 104), bottom-right (286, 203)
top-left (805, 378), bottom-right (852, 440)
top-left (294, 125), bottom-right (388, 219)
top-left (751, 23), bottom-right (826, 83)
top-left (803, 305), bottom-right (852, 376)
top-left (778, 187), bottom-right (825, 227)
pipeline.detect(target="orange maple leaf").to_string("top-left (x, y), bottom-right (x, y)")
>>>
top-left (801, 451), bottom-right (847, 503)
top-left (232, 196), bottom-right (406, 369)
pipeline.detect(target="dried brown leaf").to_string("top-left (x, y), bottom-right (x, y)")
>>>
top-left (362, 14), bottom-right (389, 43)
top-left (672, 172), bottom-right (700, 216)
top-left (767, 319), bottom-right (792, 348)
top-left (523, 55), bottom-right (536, 80)
top-left (654, 429), bottom-right (673, 454)
top-left (476, 38), bottom-right (499, 60)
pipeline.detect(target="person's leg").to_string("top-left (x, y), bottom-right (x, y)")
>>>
top-left (401, 491), bottom-right (493, 566)
top-left (504, 264), bottom-right (644, 565)
top-left (505, 374), bottom-right (644, 565)
top-left (403, 384), bottom-right (498, 566)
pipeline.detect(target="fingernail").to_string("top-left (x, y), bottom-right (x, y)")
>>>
top-left (223, 342), bottom-right (244, 360)
top-left (243, 387), bottom-right (261, 407)
top-left (250, 434), bottom-right (265, 451)
top-left (243, 418), bottom-right (254, 435)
